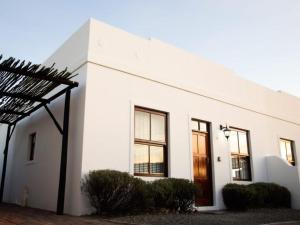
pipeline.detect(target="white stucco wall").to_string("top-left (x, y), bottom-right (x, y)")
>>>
top-left (2, 18), bottom-right (300, 216)
top-left (80, 19), bottom-right (300, 214)
top-left (87, 19), bottom-right (300, 126)
top-left (266, 156), bottom-right (300, 208)
top-left (82, 63), bottom-right (300, 213)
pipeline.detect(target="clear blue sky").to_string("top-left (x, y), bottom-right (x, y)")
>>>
top-left (1, 0), bottom-right (299, 96)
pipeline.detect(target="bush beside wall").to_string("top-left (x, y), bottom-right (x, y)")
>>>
top-left (248, 182), bottom-right (291, 208)
top-left (222, 182), bottom-right (291, 210)
top-left (81, 170), bottom-right (152, 214)
top-left (151, 178), bottom-right (199, 212)
top-left (222, 183), bottom-right (255, 210)
top-left (81, 170), bottom-right (198, 214)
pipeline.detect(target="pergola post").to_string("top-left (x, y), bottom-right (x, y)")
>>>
top-left (0, 125), bottom-right (11, 202)
top-left (56, 89), bottom-right (71, 215)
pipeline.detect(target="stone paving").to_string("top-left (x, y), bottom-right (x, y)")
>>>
top-left (0, 204), bottom-right (115, 225)
top-left (1, 204), bottom-right (300, 225)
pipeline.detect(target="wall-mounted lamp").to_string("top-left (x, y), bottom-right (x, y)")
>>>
top-left (220, 124), bottom-right (231, 140)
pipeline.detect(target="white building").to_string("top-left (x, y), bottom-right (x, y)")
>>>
top-left (1, 18), bottom-right (300, 215)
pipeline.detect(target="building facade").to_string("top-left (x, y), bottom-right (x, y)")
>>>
top-left (1, 18), bottom-right (300, 215)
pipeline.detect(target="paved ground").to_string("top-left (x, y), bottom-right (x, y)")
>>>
top-left (112, 208), bottom-right (300, 225)
top-left (1, 204), bottom-right (300, 225)
top-left (0, 204), bottom-right (115, 225)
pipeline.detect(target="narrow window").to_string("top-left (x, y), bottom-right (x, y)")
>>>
top-left (280, 139), bottom-right (295, 166)
top-left (229, 128), bottom-right (251, 181)
top-left (134, 107), bottom-right (168, 176)
top-left (28, 132), bottom-right (36, 161)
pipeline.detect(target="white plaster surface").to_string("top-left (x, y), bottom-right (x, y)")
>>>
top-left (266, 156), bottom-right (300, 209)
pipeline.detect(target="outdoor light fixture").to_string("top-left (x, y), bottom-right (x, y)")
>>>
top-left (220, 124), bottom-right (231, 140)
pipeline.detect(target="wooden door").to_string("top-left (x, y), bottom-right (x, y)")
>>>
top-left (192, 131), bottom-right (212, 206)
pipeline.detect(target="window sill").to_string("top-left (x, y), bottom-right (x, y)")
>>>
top-left (25, 160), bottom-right (37, 166)
top-left (134, 173), bottom-right (166, 178)
top-left (134, 175), bottom-right (167, 182)
top-left (232, 179), bottom-right (252, 184)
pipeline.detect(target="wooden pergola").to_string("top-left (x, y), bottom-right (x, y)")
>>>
top-left (0, 55), bottom-right (78, 215)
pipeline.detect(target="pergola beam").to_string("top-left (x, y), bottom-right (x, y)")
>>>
top-left (44, 105), bottom-right (63, 134)
top-left (0, 120), bottom-right (12, 125)
top-left (13, 86), bottom-right (74, 125)
top-left (0, 65), bottom-right (77, 86)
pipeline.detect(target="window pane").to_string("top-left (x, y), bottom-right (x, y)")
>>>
top-left (151, 114), bottom-right (165, 142)
top-left (191, 120), bottom-right (199, 131)
top-left (239, 156), bottom-right (250, 180)
top-left (135, 111), bottom-right (150, 140)
top-left (199, 122), bottom-right (207, 132)
top-left (231, 155), bottom-right (240, 179)
top-left (280, 140), bottom-right (287, 159)
top-left (134, 144), bottom-right (149, 174)
top-left (238, 131), bottom-right (249, 155)
top-left (285, 141), bottom-right (294, 163)
top-left (229, 131), bottom-right (239, 153)
top-left (286, 141), bottom-right (292, 157)
top-left (29, 133), bottom-right (36, 161)
top-left (150, 146), bottom-right (164, 174)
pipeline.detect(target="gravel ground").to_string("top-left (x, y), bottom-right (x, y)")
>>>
top-left (109, 209), bottom-right (300, 225)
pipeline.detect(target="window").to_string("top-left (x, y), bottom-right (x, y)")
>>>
top-left (229, 128), bottom-right (251, 181)
top-left (28, 132), bottom-right (36, 161)
top-left (134, 107), bottom-right (168, 176)
top-left (280, 139), bottom-right (295, 166)
top-left (191, 119), bottom-right (208, 133)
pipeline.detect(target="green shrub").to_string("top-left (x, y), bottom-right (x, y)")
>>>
top-left (82, 170), bottom-right (199, 214)
top-left (222, 182), bottom-right (291, 210)
top-left (150, 178), bottom-right (173, 209)
top-left (151, 178), bottom-right (199, 212)
top-left (131, 178), bottom-right (154, 210)
top-left (81, 170), bottom-right (151, 214)
top-left (222, 183), bottom-right (255, 210)
top-left (248, 182), bottom-right (291, 208)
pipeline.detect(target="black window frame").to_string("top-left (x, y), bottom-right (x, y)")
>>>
top-left (229, 127), bottom-right (252, 181)
top-left (134, 106), bottom-right (168, 177)
top-left (191, 119), bottom-right (208, 133)
top-left (280, 138), bottom-right (295, 166)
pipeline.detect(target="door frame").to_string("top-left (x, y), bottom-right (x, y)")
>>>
top-left (188, 116), bottom-right (215, 207)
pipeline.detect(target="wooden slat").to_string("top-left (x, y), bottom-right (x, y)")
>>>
top-left (0, 109), bottom-right (26, 116)
top-left (0, 91), bottom-right (47, 102)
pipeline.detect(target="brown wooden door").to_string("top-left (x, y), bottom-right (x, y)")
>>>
top-left (192, 131), bottom-right (213, 206)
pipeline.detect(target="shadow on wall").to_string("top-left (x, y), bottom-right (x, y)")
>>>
top-left (266, 155), bottom-right (300, 209)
